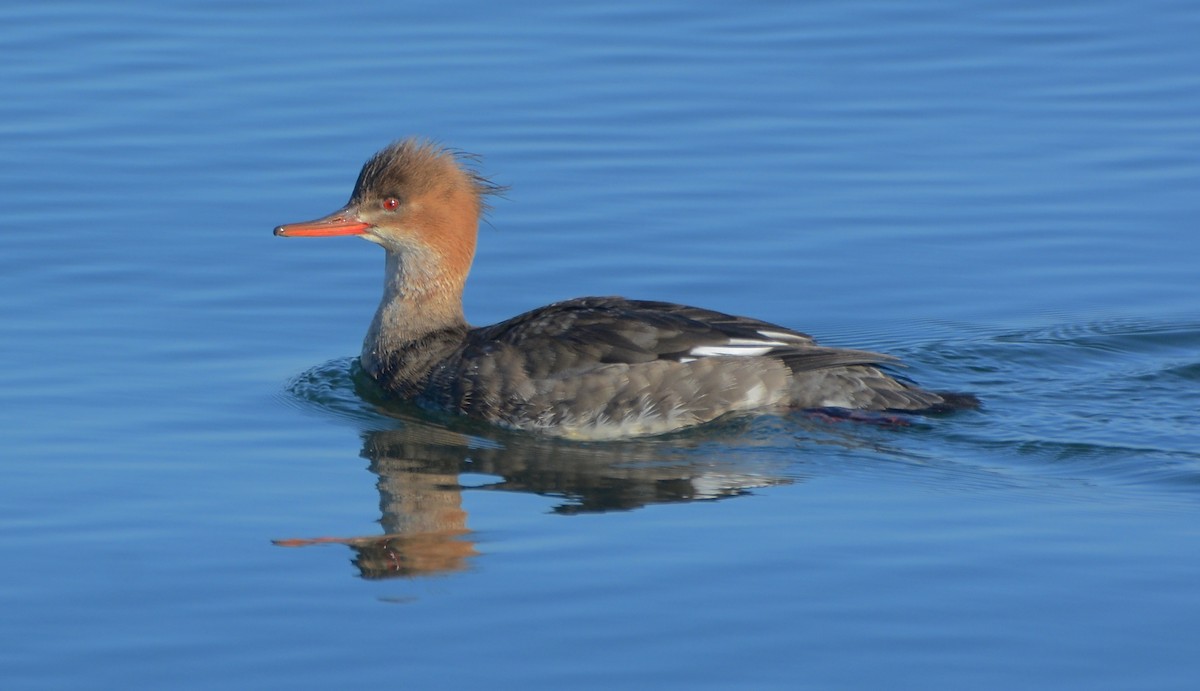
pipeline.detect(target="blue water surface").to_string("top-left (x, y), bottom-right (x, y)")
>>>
top-left (2, 1), bottom-right (1199, 689)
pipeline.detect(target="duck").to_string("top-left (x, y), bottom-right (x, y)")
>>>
top-left (275, 139), bottom-right (978, 440)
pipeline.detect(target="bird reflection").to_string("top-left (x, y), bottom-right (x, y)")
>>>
top-left (274, 370), bottom-right (793, 579)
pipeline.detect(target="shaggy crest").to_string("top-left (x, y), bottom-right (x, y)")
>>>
top-left (350, 138), bottom-right (505, 214)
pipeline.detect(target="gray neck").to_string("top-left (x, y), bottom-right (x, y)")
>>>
top-left (360, 249), bottom-right (467, 379)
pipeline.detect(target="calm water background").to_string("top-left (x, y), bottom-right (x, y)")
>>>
top-left (2, 1), bottom-right (1199, 689)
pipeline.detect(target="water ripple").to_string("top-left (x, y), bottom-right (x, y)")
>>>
top-left (919, 317), bottom-right (1200, 498)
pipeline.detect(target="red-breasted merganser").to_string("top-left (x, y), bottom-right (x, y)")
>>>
top-left (275, 139), bottom-right (978, 439)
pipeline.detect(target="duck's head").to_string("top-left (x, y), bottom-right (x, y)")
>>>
top-left (275, 139), bottom-right (500, 280)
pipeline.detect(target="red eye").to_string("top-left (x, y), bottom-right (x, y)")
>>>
top-left (382, 197), bottom-right (400, 211)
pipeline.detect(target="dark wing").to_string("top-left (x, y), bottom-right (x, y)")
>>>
top-left (464, 296), bottom-right (896, 379)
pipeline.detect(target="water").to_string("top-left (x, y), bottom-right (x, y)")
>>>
top-left (2, 1), bottom-right (1199, 689)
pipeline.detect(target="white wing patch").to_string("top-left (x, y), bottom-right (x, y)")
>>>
top-left (688, 344), bottom-right (777, 357)
top-left (684, 333), bottom-right (797, 360)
